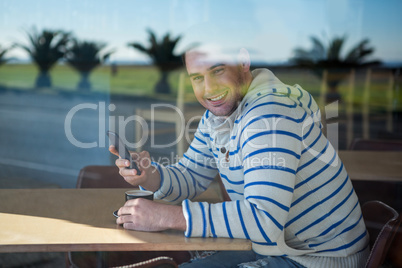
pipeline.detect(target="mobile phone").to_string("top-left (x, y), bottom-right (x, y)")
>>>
top-left (107, 131), bottom-right (141, 175)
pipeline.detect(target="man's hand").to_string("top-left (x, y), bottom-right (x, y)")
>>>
top-left (109, 145), bottom-right (161, 192)
top-left (116, 198), bottom-right (186, 232)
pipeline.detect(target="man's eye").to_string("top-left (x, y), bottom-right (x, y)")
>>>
top-left (213, 68), bottom-right (224, 75)
top-left (193, 76), bottom-right (203, 81)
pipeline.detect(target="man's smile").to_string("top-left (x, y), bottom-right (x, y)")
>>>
top-left (206, 90), bottom-right (228, 104)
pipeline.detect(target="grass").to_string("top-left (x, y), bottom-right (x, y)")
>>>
top-left (0, 64), bottom-right (195, 100)
top-left (0, 63), bottom-right (400, 111)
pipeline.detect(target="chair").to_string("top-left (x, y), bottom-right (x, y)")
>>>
top-left (362, 201), bottom-right (401, 268)
top-left (68, 165), bottom-right (191, 268)
top-left (135, 72), bottom-right (204, 156)
top-left (350, 139), bottom-right (402, 266)
top-left (349, 138), bottom-right (402, 151)
top-left (76, 165), bottom-right (133, 188)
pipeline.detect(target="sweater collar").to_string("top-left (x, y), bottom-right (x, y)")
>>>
top-left (205, 68), bottom-right (284, 131)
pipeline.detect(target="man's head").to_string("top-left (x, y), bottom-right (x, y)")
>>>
top-left (184, 46), bottom-right (253, 117)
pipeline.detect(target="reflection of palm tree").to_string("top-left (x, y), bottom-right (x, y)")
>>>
top-left (291, 35), bottom-right (381, 102)
top-left (0, 45), bottom-right (13, 66)
top-left (16, 28), bottom-right (71, 88)
top-left (66, 40), bottom-right (114, 91)
top-left (128, 29), bottom-right (182, 94)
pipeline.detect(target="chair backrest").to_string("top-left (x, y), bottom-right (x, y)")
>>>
top-left (76, 165), bottom-right (133, 189)
top-left (349, 138), bottom-right (402, 151)
top-left (362, 200), bottom-right (401, 268)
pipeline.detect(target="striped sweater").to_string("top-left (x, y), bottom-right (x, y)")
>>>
top-left (151, 69), bottom-right (369, 267)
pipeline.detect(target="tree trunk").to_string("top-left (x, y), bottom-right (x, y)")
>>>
top-left (155, 71), bottom-right (171, 94)
top-left (35, 71), bottom-right (51, 88)
top-left (324, 69), bottom-right (349, 103)
top-left (77, 71), bottom-right (91, 92)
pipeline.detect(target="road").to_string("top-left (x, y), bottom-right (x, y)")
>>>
top-left (0, 89), bottom-right (180, 188)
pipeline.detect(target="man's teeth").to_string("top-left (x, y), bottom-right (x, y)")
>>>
top-left (210, 92), bottom-right (227, 101)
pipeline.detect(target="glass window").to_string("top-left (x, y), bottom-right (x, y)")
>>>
top-left (0, 0), bottom-right (401, 190)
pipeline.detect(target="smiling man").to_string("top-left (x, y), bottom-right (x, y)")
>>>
top-left (111, 45), bottom-right (369, 267)
top-left (185, 48), bottom-right (252, 117)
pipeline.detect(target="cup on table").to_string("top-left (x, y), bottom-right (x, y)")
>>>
top-left (125, 189), bottom-right (154, 201)
top-left (114, 189), bottom-right (154, 218)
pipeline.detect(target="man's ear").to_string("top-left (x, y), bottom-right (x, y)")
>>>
top-left (238, 48), bottom-right (251, 72)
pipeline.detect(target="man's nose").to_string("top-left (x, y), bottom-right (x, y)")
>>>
top-left (204, 76), bottom-right (216, 94)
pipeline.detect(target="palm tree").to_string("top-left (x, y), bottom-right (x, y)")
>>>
top-left (0, 45), bottom-right (13, 66)
top-left (128, 29), bottom-right (183, 94)
top-left (66, 39), bottom-right (114, 91)
top-left (291, 35), bottom-right (381, 102)
top-left (16, 28), bottom-right (71, 88)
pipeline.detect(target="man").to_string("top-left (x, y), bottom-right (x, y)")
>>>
top-left (110, 46), bottom-right (369, 267)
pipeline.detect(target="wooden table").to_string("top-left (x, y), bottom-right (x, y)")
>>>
top-left (1, 151), bottom-right (399, 253)
top-left (0, 188), bottom-right (251, 253)
top-left (338, 151), bottom-right (402, 182)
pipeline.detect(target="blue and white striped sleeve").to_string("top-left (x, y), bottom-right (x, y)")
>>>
top-left (152, 117), bottom-right (219, 203)
top-left (183, 96), bottom-right (302, 245)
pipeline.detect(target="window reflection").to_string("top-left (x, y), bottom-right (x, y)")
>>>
top-left (0, 0), bottom-right (400, 190)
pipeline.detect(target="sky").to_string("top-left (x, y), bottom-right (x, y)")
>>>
top-left (1, 0), bottom-right (401, 64)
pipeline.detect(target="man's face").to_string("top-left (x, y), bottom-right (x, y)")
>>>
top-left (185, 50), bottom-right (250, 117)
